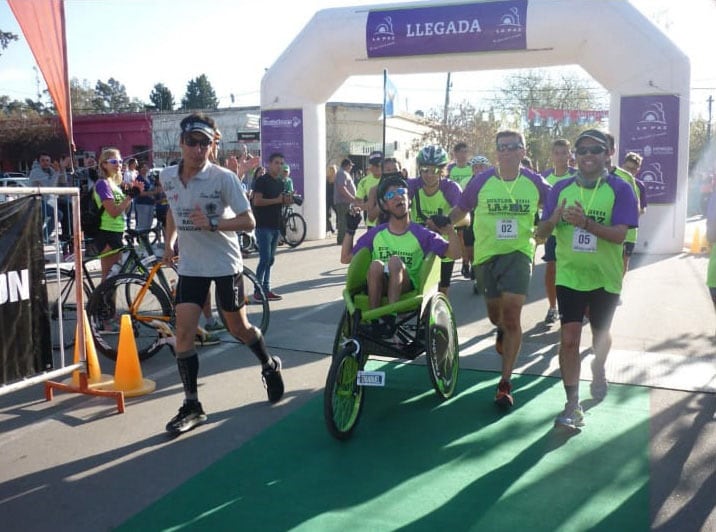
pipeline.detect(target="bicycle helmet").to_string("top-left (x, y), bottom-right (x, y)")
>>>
top-left (470, 155), bottom-right (490, 166)
top-left (417, 145), bottom-right (449, 167)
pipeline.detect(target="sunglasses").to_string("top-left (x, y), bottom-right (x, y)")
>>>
top-left (419, 166), bottom-right (442, 175)
top-left (184, 136), bottom-right (213, 148)
top-left (575, 145), bottom-right (607, 156)
top-left (383, 187), bottom-right (408, 201)
top-left (496, 142), bottom-right (524, 152)
top-left (106, 158), bottom-right (123, 165)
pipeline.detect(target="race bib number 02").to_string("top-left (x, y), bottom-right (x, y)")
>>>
top-left (496, 218), bottom-right (517, 240)
top-left (572, 228), bottom-right (597, 252)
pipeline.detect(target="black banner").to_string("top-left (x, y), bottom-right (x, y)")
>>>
top-left (0, 196), bottom-right (52, 385)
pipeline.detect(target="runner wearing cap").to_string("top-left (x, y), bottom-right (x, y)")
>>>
top-left (355, 150), bottom-right (384, 228)
top-left (536, 128), bottom-right (638, 429)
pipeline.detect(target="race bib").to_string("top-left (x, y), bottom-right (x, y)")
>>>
top-left (496, 218), bottom-right (517, 240)
top-left (572, 228), bottom-right (597, 252)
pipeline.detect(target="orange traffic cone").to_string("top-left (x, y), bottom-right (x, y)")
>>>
top-left (64, 310), bottom-right (114, 388)
top-left (690, 226), bottom-right (703, 254)
top-left (99, 314), bottom-right (156, 397)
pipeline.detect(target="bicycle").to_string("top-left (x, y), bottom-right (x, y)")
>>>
top-left (86, 260), bottom-right (269, 361)
top-left (279, 199), bottom-right (307, 248)
top-left (46, 229), bottom-right (174, 350)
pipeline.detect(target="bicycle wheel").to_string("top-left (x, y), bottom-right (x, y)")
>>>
top-left (324, 339), bottom-right (366, 440)
top-left (283, 212), bottom-right (306, 248)
top-left (423, 292), bottom-right (459, 399)
top-left (45, 267), bottom-right (81, 350)
top-left (239, 231), bottom-right (255, 254)
top-left (216, 267), bottom-right (270, 339)
top-left (87, 273), bottom-right (174, 361)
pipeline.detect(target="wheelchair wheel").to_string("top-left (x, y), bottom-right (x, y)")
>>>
top-left (324, 339), bottom-right (365, 440)
top-left (423, 292), bottom-right (459, 399)
top-left (331, 309), bottom-right (352, 357)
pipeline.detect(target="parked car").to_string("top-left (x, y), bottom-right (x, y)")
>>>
top-left (0, 176), bottom-right (31, 203)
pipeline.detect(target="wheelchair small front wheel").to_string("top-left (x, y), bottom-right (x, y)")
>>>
top-left (324, 339), bottom-right (366, 440)
top-left (424, 292), bottom-right (459, 399)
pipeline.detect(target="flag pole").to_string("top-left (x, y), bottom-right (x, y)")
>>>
top-left (382, 69), bottom-right (387, 174)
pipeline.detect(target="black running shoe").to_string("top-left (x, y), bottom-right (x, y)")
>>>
top-left (262, 356), bottom-right (284, 403)
top-left (165, 401), bottom-right (207, 434)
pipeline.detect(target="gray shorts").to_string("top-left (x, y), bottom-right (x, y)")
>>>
top-left (475, 251), bottom-right (533, 298)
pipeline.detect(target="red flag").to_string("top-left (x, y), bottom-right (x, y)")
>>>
top-left (8, 0), bottom-right (74, 149)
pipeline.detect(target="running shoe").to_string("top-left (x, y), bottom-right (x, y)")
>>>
top-left (494, 379), bottom-right (513, 409)
top-left (252, 291), bottom-right (263, 303)
top-left (495, 327), bottom-right (504, 355)
top-left (204, 318), bottom-right (226, 332)
top-left (265, 291), bottom-right (283, 301)
top-left (554, 404), bottom-right (585, 429)
top-left (544, 308), bottom-right (558, 326)
top-left (262, 356), bottom-right (284, 403)
top-left (195, 331), bottom-right (221, 347)
top-left (165, 401), bottom-right (207, 434)
top-left (461, 262), bottom-right (471, 279)
top-left (590, 359), bottom-right (608, 400)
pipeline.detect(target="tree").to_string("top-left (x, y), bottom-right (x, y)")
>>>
top-left (492, 69), bottom-right (606, 171)
top-left (181, 74), bottom-right (218, 110)
top-left (689, 117), bottom-right (710, 172)
top-left (149, 83), bottom-right (175, 111)
top-left (70, 77), bottom-right (99, 114)
top-left (0, 30), bottom-right (18, 55)
top-left (91, 78), bottom-right (145, 113)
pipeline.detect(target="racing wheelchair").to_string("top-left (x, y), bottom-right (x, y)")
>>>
top-left (323, 247), bottom-right (460, 440)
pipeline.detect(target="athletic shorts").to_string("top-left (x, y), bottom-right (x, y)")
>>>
top-left (710, 287), bottom-right (716, 305)
top-left (475, 251), bottom-right (533, 298)
top-left (556, 285), bottom-right (619, 330)
top-left (175, 272), bottom-right (246, 311)
top-left (541, 235), bottom-right (557, 262)
top-left (623, 242), bottom-right (635, 256)
top-left (440, 260), bottom-right (455, 289)
top-left (462, 224), bottom-right (475, 246)
top-left (92, 229), bottom-right (124, 255)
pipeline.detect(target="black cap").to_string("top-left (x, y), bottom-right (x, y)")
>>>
top-left (575, 129), bottom-right (608, 148)
top-left (341, 158), bottom-right (354, 168)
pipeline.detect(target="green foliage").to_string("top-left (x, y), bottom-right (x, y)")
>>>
top-left (0, 30), bottom-right (18, 55)
top-left (149, 83), bottom-right (175, 111)
top-left (181, 74), bottom-right (218, 110)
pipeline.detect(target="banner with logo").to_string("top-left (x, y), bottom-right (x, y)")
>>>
top-left (260, 109), bottom-right (304, 195)
top-left (0, 196), bottom-right (52, 385)
top-left (366, 0), bottom-right (527, 58)
top-left (619, 95), bottom-right (680, 204)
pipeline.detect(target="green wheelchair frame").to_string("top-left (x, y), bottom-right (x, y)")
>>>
top-left (323, 248), bottom-right (460, 440)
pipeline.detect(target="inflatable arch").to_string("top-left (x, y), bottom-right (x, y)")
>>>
top-left (260, 0), bottom-right (689, 253)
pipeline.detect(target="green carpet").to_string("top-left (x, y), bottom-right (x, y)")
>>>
top-left (119, 362), bottom-right (650, 531)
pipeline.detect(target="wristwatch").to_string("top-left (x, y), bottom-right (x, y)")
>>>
top-left (209, 216), bottom-right (219, 232)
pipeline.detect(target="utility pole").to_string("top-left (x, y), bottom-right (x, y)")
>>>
top-left (32, 65), bottom-right (41, 102)
top-left (707, 95), bottom-right (713, 142)
top-left (443, 72), bottom-right (452, 127)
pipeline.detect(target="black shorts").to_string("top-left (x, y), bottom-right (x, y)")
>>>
top-left (462, 224), bottom-right (475, 246)
top-left (556, 285), bottom-right (619, 330)
top-left (440, 260), bottom-right (455, 288)
top-left (91, 229), bottom-right (124, 255)
top-left (175, 272), bottom-right (246, 311)
top-left (541, 235), bottom-right (557, 262)
top-left (623, 242), bottom-right (635, 256)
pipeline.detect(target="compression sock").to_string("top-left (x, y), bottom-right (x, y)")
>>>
top-left (176, 350), bottom-right (199, 402)
top-left (246, 328), bottom-right (271, 367)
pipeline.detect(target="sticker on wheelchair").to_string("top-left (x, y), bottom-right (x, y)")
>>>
top-left (357, 370), bottom-right (386, 387)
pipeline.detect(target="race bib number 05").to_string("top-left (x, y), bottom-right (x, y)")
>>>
top-left (572, 227), bottom-right (597, 252)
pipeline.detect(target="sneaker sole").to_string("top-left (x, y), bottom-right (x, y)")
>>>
top-left (494, 395), bottom-right (514, 409)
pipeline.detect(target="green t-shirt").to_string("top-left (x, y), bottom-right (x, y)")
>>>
top-left (448, 164), bottom-right (473, 189)
top-left (95, 179), bottom-right (126, 233)
top-left (356, 172), bottom-right (381, 227)
top-left (709, 245), bottom-right (716, 289)
top-left (545, 175), bottom-right (638, 294)
top-left (409, 183), bottom-right (458, 264)
top-left (458, 168), bottom-right (549, 265)
top-left (613, 166), bottom-right (640, 244)
top-left (542, 167), bottom-right (575, 187)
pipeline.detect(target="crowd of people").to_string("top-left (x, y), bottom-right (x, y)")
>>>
top-left (30, 114), bottom-right (660, 435)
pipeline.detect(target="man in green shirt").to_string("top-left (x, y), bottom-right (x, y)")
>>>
top-left (355, 151), bottom-right (383, 228)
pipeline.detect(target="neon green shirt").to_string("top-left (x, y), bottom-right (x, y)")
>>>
top-left (613, 166), bottom-right (640, 244)
top-left (356, 172), bottom-right (381, 227)
top-left (458, 168), bottom-right (550, 265)
top-left (448, 164), bottom-right (473, 189)
top-left (95, 179), bottom-right (127, 233)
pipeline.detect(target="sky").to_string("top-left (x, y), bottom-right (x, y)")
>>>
top-left (1, 0), bottom-right (715, 118)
